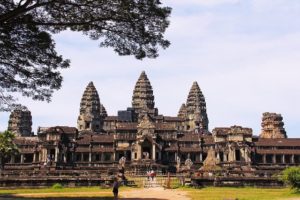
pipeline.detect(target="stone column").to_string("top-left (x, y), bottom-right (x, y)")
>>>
top-left (55, 147), bottom-right (59, 162)
top-left (10, 155), bottom-right (15, 163)
top-left (81, 153), bottom-right (84, 162)
top-left (272, 154), bottom-right (276, 164)
top-left (223, 154), bottom-right (227, 162)
top-left (263, 154), bottom-right (266, 164)
top-left (282, 155), bottom-right (285, 164)
top-left (71, 152), bottom-right (75, 162)
top-left (33, 153), bottom-right (36, 163)
top-left (113, 152), bottom-right (116, 161)
top-left (200, 153), bottom-right (203, 162)
top-left (152, 144), bottom-right (156, 160)
top-left (291, 155), bottom-right (295, 164)
top-left (21, 154), bottom-right (24, 164)
top-left (137, 145), bottom-right (142, 160)
top-left (216, 152), bottom-right (220, 161)
top-left (89, 152), bottom-right (92, 166)
top-left (101, 153), bottom-right (104, 162)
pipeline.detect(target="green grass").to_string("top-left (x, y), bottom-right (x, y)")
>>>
top-left (180, 187), bottom-right (300, 200)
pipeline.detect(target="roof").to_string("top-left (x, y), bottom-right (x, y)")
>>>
top-left (76, 133), bottom-right (114, 144)
top-left (255, 138), bottom-right (300, 147)
top-left (163, 116), bottom-right (184, 122)
top-left (178, 134), bottom-right (214, 144)
top-left (164, 146), bottom-right (178, 151)
top-left (38, 126), bottom-right (77, 135)
top-left (155, 123), bottom-right (176, 131)
top-left (256, 149), bottom-right (300, 155)
top-left (213, 126), bottom-right (253, 136)
top-left (14, 137), bottom-right (38, 145)
top-left (116, 123), bottom-right (138, 130)
top-left (180, 147), bottom-right (201, 152)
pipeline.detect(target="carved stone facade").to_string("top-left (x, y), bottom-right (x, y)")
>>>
top-left (5, 71), bottom-right (300, 176)
top-left (8, 108), bottom-right (32, 137)
top-left (260, 112), bottom-right (287, 139)
top-left (178, 82), bottom-right (209, 131)
top-left (77, 82), bottom-right (102, 132)
top-left (132, 71), bottom-right (158, 118)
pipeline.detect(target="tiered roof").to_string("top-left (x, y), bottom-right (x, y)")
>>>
top-left (186, 81), bottom-right (208, 130)
top-left (77, 82), bottom-right (102, 132)
top-left (132, 71), bottom-right (155, 114)
top-left (8, 109), bottom-right (32, 136)
top-left (260, 112), bottom-right (286, 139)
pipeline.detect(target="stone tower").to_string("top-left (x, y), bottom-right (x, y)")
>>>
top-left (100, 104), bottom-right (108, 119)
top-left (179, 81), bottom-right (208, 131)
top-left (260, 112), bottom-right (287, 139)
top-left (132, 71), bottom-right (157, 118)
top-left (8, 108), bottom-right (32, 137)
top-left (178, 104), bottom-right (188, 119)
top-left (77, 82), bottom-right (102, 132)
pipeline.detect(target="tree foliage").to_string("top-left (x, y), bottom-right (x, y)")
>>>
top-left (0, 131), bottom-right (19, 170)
top-left (0, 0), bottom-right (171, 111)
top-left (281, 167), bottom-right (300, 191)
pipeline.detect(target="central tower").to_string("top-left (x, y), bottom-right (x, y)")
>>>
top-left (132, 71), bottom-right (158, 119)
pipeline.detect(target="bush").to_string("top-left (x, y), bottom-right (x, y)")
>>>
top-left (281, 167), bottom-right (300, 191)
top-left (52, 183), bottom-right (63, 189)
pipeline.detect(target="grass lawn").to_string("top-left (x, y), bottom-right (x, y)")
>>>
top-left (180, 187), bottom-right (300, 200)
top-left (0, 186), bottom-right (135, 199)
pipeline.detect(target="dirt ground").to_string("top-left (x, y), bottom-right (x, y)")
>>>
top-left (121, 187), bottom-right (190, 200)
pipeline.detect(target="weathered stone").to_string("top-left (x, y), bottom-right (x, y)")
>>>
top-left (179, 81), bottom-right (209, 131)
top-left (77, 82), bottom-right (102, 132)
top-left (177, 103), bottom-right (187, 119)
top-left (100, 104), bottom-right (108, 118)
top-left (201, 148), bottom-right (220, 171)
top-left (132, 71), bottom-right (157, 118)
top-left (260, 112), bottom-right (287, 139)
top-left (8, 108), bottom-right (32, 136)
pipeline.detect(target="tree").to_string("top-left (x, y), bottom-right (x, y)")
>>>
top-left (0, 131), bottom-right (19, 170)
top-left (0, 0), bottom-right (171, 111)
top-left (281, 167), bottom-right (300, 191)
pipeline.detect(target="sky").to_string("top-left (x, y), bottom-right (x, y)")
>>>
top-left (1, 0), bottom-right (300, 137)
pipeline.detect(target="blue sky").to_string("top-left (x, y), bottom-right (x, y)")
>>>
top-left (1, 0), bottom-right (299, 137)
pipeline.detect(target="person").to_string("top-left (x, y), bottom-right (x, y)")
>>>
top-left (112, 177), bottom-right (119, 200)
top-left (150, 169), bottom-right (155, 181)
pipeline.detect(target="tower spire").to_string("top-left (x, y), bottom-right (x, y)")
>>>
top-left (77, 82), bottom-right (102, 132)
top-left (132, 71), bottom-right (157, 118)
top-left (8, 108), bottom-right (32, 137)
top-left (185, 81), bottom-right (209, 131)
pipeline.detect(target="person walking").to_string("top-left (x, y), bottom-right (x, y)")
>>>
top-left (112, 177), bottom-right (119, 200)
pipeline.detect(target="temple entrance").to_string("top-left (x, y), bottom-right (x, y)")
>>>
top-left (141, 139), bottom-right (152, 159)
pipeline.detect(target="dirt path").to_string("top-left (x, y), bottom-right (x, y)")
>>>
top-left (121, 187), bottom-right (191, 200)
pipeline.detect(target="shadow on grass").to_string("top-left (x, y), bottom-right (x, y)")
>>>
top-left (0, 195), bottom-right (168, 200)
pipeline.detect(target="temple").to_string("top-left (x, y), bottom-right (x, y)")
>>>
top-left (3, 71), bottom-right (300, 187)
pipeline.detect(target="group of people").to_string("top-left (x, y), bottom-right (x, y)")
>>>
top-left (147, 169), bottom-right (156, 181)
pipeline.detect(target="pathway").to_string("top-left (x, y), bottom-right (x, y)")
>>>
top-left (121, 186), bottom-right (190, 200)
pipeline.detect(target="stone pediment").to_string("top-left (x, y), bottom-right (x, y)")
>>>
top-left (137, 114), bottom-right (155, 130)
